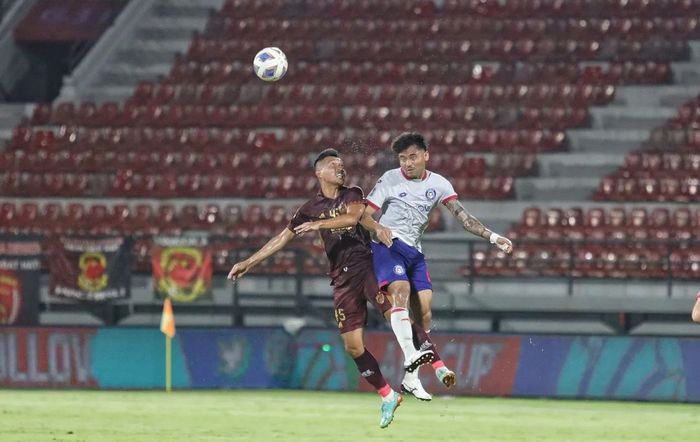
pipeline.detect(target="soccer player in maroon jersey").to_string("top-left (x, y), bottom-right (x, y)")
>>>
top-left (227, 149), bottom-right (432, 428)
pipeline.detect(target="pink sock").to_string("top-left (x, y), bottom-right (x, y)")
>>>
top-left (432, 360), bottom-right (445, 370)
top-left (378, 384), bottom-right (393, 398)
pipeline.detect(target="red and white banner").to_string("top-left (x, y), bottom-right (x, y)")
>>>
top-left (0, 236), bottom-right (42, 325)
top-left (0, 328), bottom-right (97, 387)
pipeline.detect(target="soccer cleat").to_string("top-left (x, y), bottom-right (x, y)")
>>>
top-left (436, 366), bottom-right (456, 388)
top-left (401, 375), bottom-right (432, 401)
top-left (379, 392), bottom-right (403, 428)
top-left (403, 349), bottom-right (435, 373)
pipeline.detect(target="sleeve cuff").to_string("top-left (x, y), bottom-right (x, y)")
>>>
top-left (366, 200), bottom-right (381, 210)
top-left (441, 194), bottom-right (459, 205)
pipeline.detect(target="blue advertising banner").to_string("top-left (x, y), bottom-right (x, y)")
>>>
top-left (2, 325), bottom-right (700, 404)
top-left (177, 328), bottom-right (294, 389)
top-left (512, 336), bottom-right (694, 402)
top-left (290, 330), bottom-right (356, 391)
top-left (90, 328), bottom-right (190, 389)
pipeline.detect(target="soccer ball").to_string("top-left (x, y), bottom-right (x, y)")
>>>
top-left (253, 47), bottom-right (288, 82)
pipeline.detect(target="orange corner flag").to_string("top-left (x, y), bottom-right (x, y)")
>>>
top-left (160, 297), bottom-right (175, 338)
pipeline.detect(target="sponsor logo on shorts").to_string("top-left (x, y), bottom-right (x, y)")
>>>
top-left (376, 291), bottom-right (385, 305)
top-left (425, 188), bottom-right (437, 200)
top-left (399, 192), bottom-right (407, 197)
top-left (393, 265), bottom-right (405, 275)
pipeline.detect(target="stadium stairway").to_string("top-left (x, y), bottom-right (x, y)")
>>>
top-left (0, 103), bottom-right (26, 145)
top-left (520, 40), bottom-right (700, 201)
top-left (60, 0), bottom-right (225, 104)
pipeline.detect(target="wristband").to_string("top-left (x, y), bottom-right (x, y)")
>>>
top-left (489, 232), bottom-right (501, 244)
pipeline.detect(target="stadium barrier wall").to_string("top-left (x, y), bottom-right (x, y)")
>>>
top-left (1, 327), bottom-right (698, 402)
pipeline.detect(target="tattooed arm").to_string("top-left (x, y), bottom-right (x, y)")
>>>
top-left (444, 199), bottom-right (513, 254)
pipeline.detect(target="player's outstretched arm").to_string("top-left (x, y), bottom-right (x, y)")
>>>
top-left (227, 228), bottom-right (296, 281)
top-left (444, 199), bottom-right (513, 254)
top-left (359, 205), bottom-right (393, 247)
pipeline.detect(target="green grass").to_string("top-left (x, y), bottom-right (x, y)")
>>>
top-left (1, 390), bottom-right (699, 442)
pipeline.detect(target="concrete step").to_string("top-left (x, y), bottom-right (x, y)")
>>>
top-left (689, 40), bottom-right (700, 61)
top-left (588, 105), bottom-right (675, 130)
top-left (0, 104), bottom-right (29, 126)
top-left (129, 39), bottom-right (193, 52)
top-left (0, 128), bottom-right (14, 147)
top-left (113, 39), bottom-right (191, 64)
top-left (134, 17), bottom-right (208, 39)
top-left (159, 0), bottom-right (224, 9)
top-left (671, 61), bottom-right (700, 85)
top-left (515, 177), bottom-right (599, 201)
top-left (95, 63), bottom-right (172, 86)
top-left (566, 129), bottom-right (648, 153)
top-left (536, 152), bottom-right (623, 178)
top-left (613, 85), bottom-right (698, 108)
top-left (152, 4), bottom-right (217, 18)
top-left (79, 86), bottom-right (137, 103)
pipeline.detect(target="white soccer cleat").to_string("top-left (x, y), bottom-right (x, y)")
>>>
top-left (401, 373), bottom-right (432, 401)
top-left (403, 349), bottom-right (435, 373)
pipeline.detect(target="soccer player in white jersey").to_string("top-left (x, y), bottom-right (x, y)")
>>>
top-left (361, 132), bottom-right (514, 400)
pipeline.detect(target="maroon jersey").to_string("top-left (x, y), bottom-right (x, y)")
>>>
top-left (287, 186), bottom-right (372, 278)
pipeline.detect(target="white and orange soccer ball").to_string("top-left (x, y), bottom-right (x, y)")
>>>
top-left (253, 47), bottom-right (288, 82)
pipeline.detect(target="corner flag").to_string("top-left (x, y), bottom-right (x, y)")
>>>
top-left (160, 297), bottom-right (175, 392)
top-left (160, 297), bottom-right (175, 338)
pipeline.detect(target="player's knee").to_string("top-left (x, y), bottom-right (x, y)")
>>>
top-left (391, 290), bottom-right (410, 307)
top-left (344, 341), bottom-right (364, 358)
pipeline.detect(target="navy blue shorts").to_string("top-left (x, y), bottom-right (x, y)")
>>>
top-left (371, 239), bottom-right (432, 292)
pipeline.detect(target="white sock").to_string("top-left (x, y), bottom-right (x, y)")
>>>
top-left (390, 307), bottom-right (416, 361)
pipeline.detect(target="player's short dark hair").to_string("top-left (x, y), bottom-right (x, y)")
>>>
top-left (313, 148), bottom-right (340, 168)
top-left (391, 132), bottom-right (428, 154)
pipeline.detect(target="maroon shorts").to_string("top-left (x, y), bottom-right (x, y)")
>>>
top-left (331, 260), bottom-right (392, 333)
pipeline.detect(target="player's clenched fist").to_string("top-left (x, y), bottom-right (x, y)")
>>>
top-left (228, 260), bottom-right (252, 281)
top-left (374, 224), bottom-right (394, 248)
top-left (494, 236), bottom-right (513, 254)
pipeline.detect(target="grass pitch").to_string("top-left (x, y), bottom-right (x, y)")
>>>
top-left (1, 390), bottom-right (698, 442)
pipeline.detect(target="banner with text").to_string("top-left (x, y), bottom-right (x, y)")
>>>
top-left (151, 237), bottom-right (212, 303)
top-left (359, 332), bottom-right (521, 396)
top-left (0, 328), bottom-right (97, 387)
top-left (0, 236), bottom-right (42, 325)
top-left (49, 236), bottom-right (131, 301)
top-left (2, 326), bottom-right (700, 402)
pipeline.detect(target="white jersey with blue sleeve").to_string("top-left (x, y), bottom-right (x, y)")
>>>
top-left (366, 168), bottom-right (458, 252)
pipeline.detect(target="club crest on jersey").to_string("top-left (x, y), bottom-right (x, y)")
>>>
top-left (425, 188), bottom-right (437, 200)
top-left (393, 265), bottom-right (405, 275)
